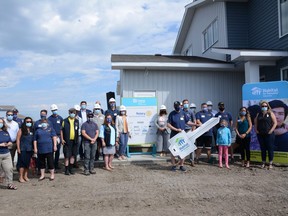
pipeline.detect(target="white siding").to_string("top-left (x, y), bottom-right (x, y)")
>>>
top-left (121, 69), bottom-right (244, 120)
top-left (182, 2), bottom-right (228, 61)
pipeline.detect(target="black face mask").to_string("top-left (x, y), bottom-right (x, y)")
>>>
top-left (174, 106), bottom-right (180, 112)
top-left (219, 107), bottom-right (225, 111)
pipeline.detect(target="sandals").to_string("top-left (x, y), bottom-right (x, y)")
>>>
top-left (7, 184), bottom-right (17, 190)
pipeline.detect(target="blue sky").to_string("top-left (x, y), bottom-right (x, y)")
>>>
top-left (0, 0), bottom-right (191, 120)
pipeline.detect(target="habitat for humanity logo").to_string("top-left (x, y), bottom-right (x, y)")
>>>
top-left (175, 137), bottom-right (189, 151)
top-left (251, 87), bottom-right (279, 98)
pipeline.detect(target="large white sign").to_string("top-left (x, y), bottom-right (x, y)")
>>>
top-left (122, 97), bottom-right (157, 145)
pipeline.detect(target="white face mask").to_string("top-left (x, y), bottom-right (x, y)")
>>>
top-left (121, 111), bottom-right (126, 115)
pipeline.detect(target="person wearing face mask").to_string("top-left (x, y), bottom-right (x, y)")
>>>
top-left (254, 101), bottom-right (277, 169)
top-left (12, 108), bottom-right (23, 128)
top-left (81, 113), bottom-right (99, 175)
top-left (33, 119), bottom-right (57, 181)
top-left (92, 103), bottom-right (105, 161)
top-left (189, 103), bottom-right (197, 114)
top-left (182, 99), bottom-right (197, 166)
top-left (74, 104), bottom-right (84, 166)
top-left (4, 110), bottom-right (19, 166)
top-left (235, 107), bottom-right (252, 168)
top-left (95, 100), bottom-right (104, 114)
top-left (100, 114), bottom-right (118, 171)
top-left (16, 117), bottom-right (35, 182)
top-left (0, 118), bottom-right (17, 190)
top-left (154, 105), bottom-right (170, 157)
top-left (105, 98), bottom-right (120, 123)
top-left (167, 101), bottom-right (191, 172)
top-left (77, 101), bottom-right (92, 162)
top-left (61, 108), bottom-right (80, 175)
top-left (216, 119), bottom-right (231, 169)
top-left (195, 103), bottom-right (213, 164)
top-left (214, 102), bottom-right (233, 161)
top-left (115, 105), bottom-right (130, 160)
top-left (34, 110), bottom-right (52, 131)
top-left (48, 104), bottom-right (64, 170)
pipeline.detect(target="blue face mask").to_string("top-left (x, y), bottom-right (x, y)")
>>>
top-left (220, 124), bottom-right (226, 127)
top-left (94, 110), bottom-right (101, 115)
top-left (52, 110), bottom-right (58, 115)
top-left (26, 123), bottom-right (32, 127)
top-left (261, 107), bottom-right (268, 112)
top-left (183, 104), bottom-right (189, 109)
top-left (69, 113), bottom-right (75, 118)
top-left (202, 108), bottom-right (208, 112)
top-left (13, 114), bottom-right (17, 119)
top-left (42, 123), bottom-right (48, 128)
top-left (0, 123), bottom-right (3, 129)
top-left (240, 111), bottom-right (246, 116)
top-left (81, 105), bottom-right (86, 110)
top-left (110, 103), bottom-right (116, 107)
top-left (107, 118), bottom-right (112, 123)
top-left (7, 115), bottom-right (13, 121)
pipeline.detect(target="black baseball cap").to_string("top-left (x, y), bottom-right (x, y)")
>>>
top-left (174, 101), bottom-right (181, 106)
top-left (218, 102), bottom-right (225, 106)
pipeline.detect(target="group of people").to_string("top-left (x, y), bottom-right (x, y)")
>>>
top-left (155, 99), bottom-right (286, 171)
top-left (0, 98), bottom-right (131, 190)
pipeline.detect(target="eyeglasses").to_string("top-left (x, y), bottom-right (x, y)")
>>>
top-left (7, 114), bottom-right (13, 116)
top-left (26, 121), bottom-right (32, 123)
top-left (95, 109), bottom-right (100, 110)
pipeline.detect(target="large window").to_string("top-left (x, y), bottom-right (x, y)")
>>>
top-left (281, 66), bottom-right (288, 81)
top-left (203, 19), bottom-right (218, 52)
top-left (279, 0), bottom-right (288, 37)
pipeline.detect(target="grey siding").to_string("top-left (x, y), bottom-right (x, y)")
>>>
top-left (226, 2), bottom-right (249, 48)
top-left (121, 69), bottom-right (245, 120)
top-left (248, 0), bottom-right (288, 49)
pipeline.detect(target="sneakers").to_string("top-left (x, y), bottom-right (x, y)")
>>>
top-left (268, 163), bottom-right (273, 170)
top-left (171, 166), bottom-right (177, 172)
top-left (84, 170), bottom-right (90, 176)
top-left (179, 166), bottom-right (187, 172)
top-left (261, 163), bottom-right (266, 169)
top-left (89, 170), bottom-right (96, 174)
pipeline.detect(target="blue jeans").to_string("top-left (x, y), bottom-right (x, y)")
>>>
top-left (257, 133), bottom-right (275, 163)
top-left (84, 142), bottom-right (97, 171)
top-left (119, 133), bottom-right (128, 156)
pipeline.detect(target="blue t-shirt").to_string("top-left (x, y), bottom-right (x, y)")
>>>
top-left (20, 131), bottom-right (34, 152)
top-left (168, 110), bottom-right (189, 137)
top-left (215, 111), bottom-right (233, 128)
top-left (34, 127), bottom-right (56, 154)
top-left (48, 115), bottom-right (63, 135)
top-left (0, 130), bottom-right (12, 154)
top-left (34, 119), bottom-right (53, 131)
top-left (81, 121), bottom-right (99, 142)
top-left (196, 111), bottom-right (213, 136)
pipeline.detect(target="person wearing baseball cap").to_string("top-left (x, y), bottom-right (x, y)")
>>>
top-left (12, 108), bottom-right (23, 128)
top-left (167, 101), bottom-right (192, 172)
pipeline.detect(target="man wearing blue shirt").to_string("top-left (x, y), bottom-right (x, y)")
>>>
top-left (48, 104), bottom-right (63, 170)
top-left (195, 103), bottom-right (213, 163)
top-left (167, 101), bottom-right (191, 172)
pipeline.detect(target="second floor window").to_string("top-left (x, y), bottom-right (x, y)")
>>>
top-left (203, 19), bottom-right (218, 52)
top-left (281, 67), bottom-right (288, 81)
top-left (279, 0), bottom-right (288, 37)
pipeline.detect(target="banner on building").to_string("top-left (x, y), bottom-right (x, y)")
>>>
top-left (242, 81), bottom-right (288, 164)
top-left (121, 97), bottom-right (157, 145)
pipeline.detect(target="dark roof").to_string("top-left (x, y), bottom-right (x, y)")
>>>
top-left (0, 105), bottom-right (15, 111)
top-left (111, 54), bottom-right (228, 64)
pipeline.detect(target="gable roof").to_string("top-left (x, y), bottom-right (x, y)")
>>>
top-left (111, 54), bottom-right (237, 71)
top-left (173, 0), bottom-right (249, 54)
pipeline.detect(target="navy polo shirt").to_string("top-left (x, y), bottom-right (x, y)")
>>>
top-left (0, 130), bottom-right (12, 154)
top-left (168, 110), bottom-right (189, 137)
top-left (34, 127), bottom-right (56, 154)
top-left (34, 119), bottom-right (53, 131)
top-left (105, 109), bottom-right (119, 122)
top-left (48, 115), bottom-right (63, 135)
top-left (215, 111), bottom-right (233, 128)
top-left (196, 111), bottom-right (213, 136)
top-left (81, 121), bottom-right (99, 142)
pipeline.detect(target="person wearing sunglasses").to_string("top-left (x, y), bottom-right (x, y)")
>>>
top-left (4, 110), bottom-right (19, 166)
top-left (16, 117), bottom-right (34, 182)
top-left (254, 101), bottom-right (277, 169)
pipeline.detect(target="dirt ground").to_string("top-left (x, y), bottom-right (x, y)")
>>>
top-left (1, 159), bottom-right (288, 216)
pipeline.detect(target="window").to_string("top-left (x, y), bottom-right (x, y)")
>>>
top-left (279, 0), bottom-right (288, 37)
top-left (203, 19), bottom-right (218, 52)
top-left (183, 45), bottom-right (193, 56)
top-left (281, 66), bottom-right (288, 81)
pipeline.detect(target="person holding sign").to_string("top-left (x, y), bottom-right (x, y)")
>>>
top-left (167, 101), bottom-right (191, 172)
top-left (254, 101), bottom-right (277, 169)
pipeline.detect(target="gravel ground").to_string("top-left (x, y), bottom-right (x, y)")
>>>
top-left (1, 160), bottom-right (288, 216)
